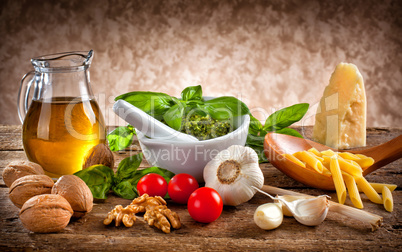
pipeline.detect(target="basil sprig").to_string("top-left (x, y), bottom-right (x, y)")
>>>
top-left (246, 103), bottom-right (309, 163)
top-left (74, 153), bottom-right (175, 200)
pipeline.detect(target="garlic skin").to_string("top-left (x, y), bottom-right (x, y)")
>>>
top-left (275, 195), bottom-right (303, 217)
top-left (203, 145), bottom-right (264, 206)
top-left (254, 203), bottom-right (283, 230)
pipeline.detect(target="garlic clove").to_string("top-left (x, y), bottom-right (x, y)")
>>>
top-left (254, 203), bottom-right (283, 230)
top-left (276, 195), bottom-right (307, 217)
top-left (252, 186), bottom-right (330, 227)
top-left (291, 195), bottom-right (330, 226)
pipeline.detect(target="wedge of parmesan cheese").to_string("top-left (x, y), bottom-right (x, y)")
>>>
top-left (313, 63), bottom-right (366, 149)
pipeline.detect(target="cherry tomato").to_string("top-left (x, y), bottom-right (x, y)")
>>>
top-left (168, 173), bottom-right (199, 204)
top-left (187, 187), bottom-right (223, 223)
top-left (137, 173), bottom-right (168, 197)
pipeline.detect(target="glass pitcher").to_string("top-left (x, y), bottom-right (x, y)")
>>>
top-left (18, 50), bottom-right (106, 178)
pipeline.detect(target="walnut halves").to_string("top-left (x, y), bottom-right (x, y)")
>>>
top-left (104, 194), bottom-right (181, 233)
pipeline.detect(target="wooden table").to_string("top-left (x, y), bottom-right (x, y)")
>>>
top-left (0, 125), bottom-right (401, 251)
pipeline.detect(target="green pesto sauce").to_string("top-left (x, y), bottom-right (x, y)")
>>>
top-left (180, 114), bottom-right (232, 140)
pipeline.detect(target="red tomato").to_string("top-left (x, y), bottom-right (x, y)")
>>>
top-left (187, 187), bottom-right (223, 223)
top-left (137, 173), bottom-right (168, 197)
top-left (168, 173), bottom-right (199, 204)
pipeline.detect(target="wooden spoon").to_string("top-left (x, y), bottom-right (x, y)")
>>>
top-left (264, 133), bottom-right (402, 190)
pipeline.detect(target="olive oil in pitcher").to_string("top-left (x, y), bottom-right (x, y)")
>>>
top-left (22, 97), bottom-right (106, 178)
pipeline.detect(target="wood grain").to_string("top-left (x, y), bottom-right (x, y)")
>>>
top-left (0, 125), bottom-right (401, 251)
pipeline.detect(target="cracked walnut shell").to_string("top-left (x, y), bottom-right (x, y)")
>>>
top-left (2, 160), bottom-right (44, 187)
top-left (19, 194), bottom-right (73, 233)
top-left (9, 174), bottom-right (54, 208)
top-left (51, 175), bottom-right (93, 218)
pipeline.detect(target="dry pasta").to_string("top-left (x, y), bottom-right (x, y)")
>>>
top-left (355, 177), bottom-right (383, 204)
top-left (363, 183), bottom-right (397, 193)
top-left (293, 151), bottom-right (323, 173)
top-left (382, 186), bottom-right (393, 212)
top-left (307, 147), bottom-right (322, 157)
top-left (284, 148), bottom-right (392, 211)
top-left (342, 172), bottom-right (363, 209)
top-left (337, 157), bottom-right (363, 178)
top-left (338, 152), bottom-right (360, 161)
top-left (330, 156), bottom-right (346, 204)
top-left (282, 153), bottom-right (306, 168)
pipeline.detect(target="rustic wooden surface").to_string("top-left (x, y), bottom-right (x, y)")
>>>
top-left (0, 125), bottom-right (401, 251)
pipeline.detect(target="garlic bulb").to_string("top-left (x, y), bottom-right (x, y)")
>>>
top-left (203, 145), bottom-right (264, 206)
top-left (253, 186), bottom-right (330, 226)
top-left (254, 203), bottom-right (283, 230)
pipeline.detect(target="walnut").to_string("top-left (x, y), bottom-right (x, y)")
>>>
top-left (2, 160), bottom-right (44, 187)
top-left (51, 175), bottom-right (93, 218)
top-left (103, 205), bottom-right (137, 227)
top-left (82, 143), bottom-right (114, 170)
top-left (144, 205), bottom-right (182, 234)
top-left (104, 194), bottom-right (181, 233)
top-left (19, 194), bottom-right (73, 233)
top-left (9, 174), bottom-right (54, 208)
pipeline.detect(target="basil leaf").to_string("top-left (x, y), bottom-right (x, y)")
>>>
top-left (202, 97), bottom-right (250, 120)
top-left (74, 165), bottom-right (114, 199)
top-left (112, 180), bottom-right (138, 199)
top-left (107, 125), bottom-right (135, 151)
top-left (126, 167), bottom-right (175, 189)
top-left (246, 134), bottom-right (265, 148)
top-left (115, 91), bottom-right (175, 117)
top-left (263, 103), bottom-right (309, 131)
top-left (181, 85), bottom-right (202, 101)
top-left (275, 127), bottom-right (303, 138)
top-left (115, 153), bottom-right (143, 183)
top-left (163, 103), bottom-right (185, 131)
top-left (248, 115), bottom-right (264, 136)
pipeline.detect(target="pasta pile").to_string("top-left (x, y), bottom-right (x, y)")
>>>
top-left (283, 148), bottom-right (396, 212)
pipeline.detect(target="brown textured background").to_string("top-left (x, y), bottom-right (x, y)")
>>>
top-left (0, 0), bottom-right (401, 127)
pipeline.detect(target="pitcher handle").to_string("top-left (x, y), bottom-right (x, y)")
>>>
top-left (17, 71), bottom-right (35, 123)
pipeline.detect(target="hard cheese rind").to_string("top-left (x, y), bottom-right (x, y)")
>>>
top-left (313, 63), bottom-right (366, 149)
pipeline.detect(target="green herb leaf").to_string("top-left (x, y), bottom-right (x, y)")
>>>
top-left (112, 180), bottom-right (138, 199)
top-left (263, 103), bottom-right (309, 131)
top-left (126, 167), bottom-right (175, 189)
top-left (163, 103), bottom-right (185, 131)
top-left (107, 125), bottom-right (136, 152)
top-left (115, 91), bottom-right (175, 117)
top-left (74, 165), bottom-right (114, 199)
top-left (202, 97), bottom-right (250, 120)
top-left (181, 85), bottom-right (202, 101)
top-left (248, 115), bottom-right (264, 136)
top-left (115, 153), bottom-right (143, 183)
top-left (274, 127), bottom-right (303, 138)
top-left (245, 134), bottom-right (268, 163)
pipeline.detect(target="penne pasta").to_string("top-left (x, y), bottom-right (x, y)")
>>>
top-left (321, 167), bottom-right (332, 176)
top-left (342, 172), bottom-right (363, 209)
top-left (307, 147), bottom-right (322, 157)
top-left (337, 157), bottom-right (363, 178)
top-left (338, 152), bottom-right (361, 161)
top-left (369, 183), bottom-right (397, 193)
top-left (321, 149), bottom-right (337, 157)
top-left (382, 186), bottom-right (393, 212)
top-left (283, 153), bottom-right (306, 168)
top-left (355, 177), bottom-right (383, 204)
top-left (330, 157), bottom-right (346, 204)
top-left (293, 151), bottom-right (323, 173)
top-left (309, 152), bottom-right (324, 162)
top-left (354, 155), bottom-right (375, 168)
